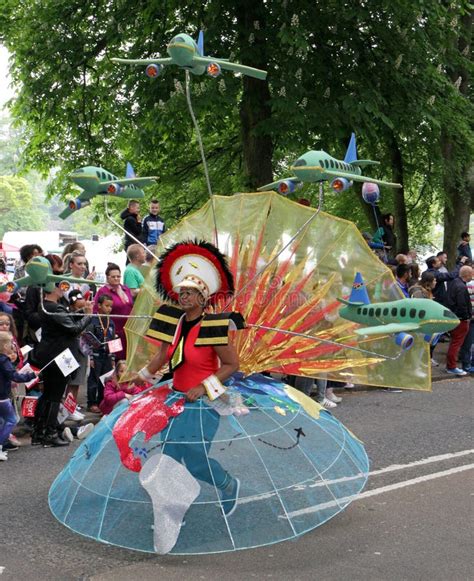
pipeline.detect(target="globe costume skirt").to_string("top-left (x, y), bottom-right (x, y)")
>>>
top-left (49, 373), bottom-right (369, 554)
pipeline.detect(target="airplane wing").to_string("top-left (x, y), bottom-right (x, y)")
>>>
top-left (194, 56), bottom-right (267, 80)
top-left (355, 322), bottom-right (420, 336)
top-left (323, 169), bottom-right (402, 189)
top-left (101, 177), bottom-right (158, 188)
top-left (0, 276), bottom-right (32, 293)
top-left (351, 160), bottom-right (380, 168)
top-left (111, 57), bottom-right (173, 66)
top-left (49, 274), bottom-right (103, 286)
top-left (257, 177), bottom-right (300, 192)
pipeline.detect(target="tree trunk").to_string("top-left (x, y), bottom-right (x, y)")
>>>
top-left (235, 0), bottom-right (273, 190)
top-left (387, 133), bottom-right (409, 253)
top-left (441, 10), bottom-right (472, 269)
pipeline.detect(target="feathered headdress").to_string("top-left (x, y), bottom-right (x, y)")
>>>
top-left (155, 240), bottom-right (234, 305)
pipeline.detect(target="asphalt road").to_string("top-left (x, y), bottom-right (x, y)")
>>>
top-left (1, 376), bottom-right (472, 581)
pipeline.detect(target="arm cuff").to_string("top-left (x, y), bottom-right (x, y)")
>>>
top-left (203, 374), bottom-right (226, 401)
top-left (138, 366), bottom-right (162, 383)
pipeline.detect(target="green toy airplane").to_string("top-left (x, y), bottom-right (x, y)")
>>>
top-left (258, 133), bottom-right (402, 195)
top-left (59, 163), bottom-right (157, 219)
top-left (0, 257), bottom-right (98, 294)
top-left (111, 31), bottom-right (267, 81)
top-left (338, 273), bottom-right (459, 351)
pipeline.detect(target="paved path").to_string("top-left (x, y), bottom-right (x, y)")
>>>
top-left (1, 377), bottom-right (472, 581)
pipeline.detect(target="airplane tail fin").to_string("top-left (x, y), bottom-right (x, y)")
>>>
top-left (343, 132), bottom-right (357, 164)
top-left (197, 30), bottom-right (204, 56)
top-left (126, 162), bottom-right (136, 178)
top-left (347, 272), bottom-right (370, 305)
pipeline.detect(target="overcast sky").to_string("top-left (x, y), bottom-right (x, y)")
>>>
top-left (0, 45), bottom-right (14, 107)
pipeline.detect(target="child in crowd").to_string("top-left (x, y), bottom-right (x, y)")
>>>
top-left (142, 199), bottom-right (166, 246)
top-left (0, 331), bottom-right (36, 460)
top-left (86, 294), bottom-right (116, 413)
top-left (99, 360), bottom-right (148, 415)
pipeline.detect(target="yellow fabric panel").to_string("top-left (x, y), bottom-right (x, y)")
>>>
top-left (123, 192), bottom-right (430, 391)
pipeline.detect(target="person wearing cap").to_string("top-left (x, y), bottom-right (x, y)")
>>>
top-left (137, 240), bottom-right (243, 517)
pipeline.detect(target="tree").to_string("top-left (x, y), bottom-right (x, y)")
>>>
top-left (0, 0), bottom-right (471, 245)
top-left (0, 175), bottom-right (45, 237)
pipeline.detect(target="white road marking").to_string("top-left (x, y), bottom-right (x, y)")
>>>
top-left (282, 463), bottom-right (474, 518)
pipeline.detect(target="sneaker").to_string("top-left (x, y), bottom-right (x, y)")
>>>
top-left (69, 410), bottom-right (85, 421)
top-left (0, 449), bottom-right (8, 461)
top-left (326, 390), bottom-right (342, 403)
top-left (446, 367), bottom-right (467, 376)
top-left (431, 358), bottom-right (440, 367)
top-left (3, 441), bottom-right (19, 451)
top-left (77, 423), bottom-right (94, 440)
top-left (344, 382), bottom-right (355, 389)
top-left (8, 434), bottom-right (22, 447)
top-left (320, 397), bottom-right (337, 409)
top-left (220, 477), bottom-right (240, 517)
top-left (61, 427), bottom-right (74, 443)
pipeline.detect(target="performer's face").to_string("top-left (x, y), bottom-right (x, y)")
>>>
top-left (178, 287), bottom-right (205, 310)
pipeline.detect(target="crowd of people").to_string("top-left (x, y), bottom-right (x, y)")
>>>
top-left (0, 200), bottom-right (166, 460)
top-left (0, 200), bottom-right (471, 459)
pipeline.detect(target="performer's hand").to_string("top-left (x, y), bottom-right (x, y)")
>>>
top-left (186, 385), bottom-right (206, 402)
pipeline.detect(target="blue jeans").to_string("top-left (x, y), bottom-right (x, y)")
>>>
top-left (161, 399), bottom-right (230, 490)
top-left (0, 400), bottom-right (17, 445)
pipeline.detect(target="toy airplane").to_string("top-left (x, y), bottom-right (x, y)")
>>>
top-left (0, 257), bottom-right (99, 294)
top-left (257, 133), bottom-right (402, 195)
top-left (59, 163), bottom-right (157, 219)
top-left (111, 31), bottom-right (267, 81)
top-left (338, 273), bottom-right (459, 351)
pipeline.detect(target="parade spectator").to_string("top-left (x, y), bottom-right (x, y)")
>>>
top-left (24, 254), bottom-right (65, 346)
top-left (457, 232), bottom-right (472, 262)
top-left (120, 200), bottom-right (143, 257)
top-left (459, 276), bottom-right (474, 373)
top-left (395, 254), bottom-right (408, 265)
top-left (86, 293), bottom-right (115, 413)
top-left (409, 271), bottom-right (436, 299)
top-left (409, 272), bottom-right (439, 366)
top-left (407, 249), bottom-right (417, 264)
top-left (408, 263), bottom-right (420, 287)
top-left (62, 242), bottom-right (90, 274)
top-left (145, 244), bottom-right (158, 265)
top-left (425, 255), bottom-right (467, 306)
top-left (436, 251), bottom-right (449, 274)
top-left (33, 282), bottom-right (92, 447)
top-left (94, 264), bottom-right (133, 360)
top-left (0, 331), bottom-right (36, 460)
top-left (394, 264), bottom-right (411, 298)
top-left (63, 289), bottom-right (90, 421)
top-left (14, 244), bottom-right (43, 280)
top-left (373, 213), bottom-right (397, 257)
top-left (445, 265), bottom-right (473, 376)
top-left (142, 200), bottom-right (166, 246)
top-left (64, 251), bottom-right (96, 300)
top-left (99, 360), bottom-right (147, 415)
top-left (123, 244), bottom-right (146, 298)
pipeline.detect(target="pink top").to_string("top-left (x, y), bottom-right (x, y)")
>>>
top-left (99, 379), bottom-right (148, 415)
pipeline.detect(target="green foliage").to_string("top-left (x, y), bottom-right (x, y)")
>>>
top-left (0, 175), bottom-right (46, 236)
top-left (0, 0), bottom-right (471, 241)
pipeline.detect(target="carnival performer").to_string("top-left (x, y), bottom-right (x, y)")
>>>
top-left (136, 240), bottom-right (241, 516)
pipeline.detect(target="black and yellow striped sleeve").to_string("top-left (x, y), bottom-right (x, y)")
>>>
top-left (146, 304), bottom-right (183, 343)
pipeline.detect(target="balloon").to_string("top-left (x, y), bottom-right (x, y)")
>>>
top-left (362, 182), bottom-right (380, 205)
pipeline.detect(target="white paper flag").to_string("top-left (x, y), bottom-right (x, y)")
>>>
top-left (54, 348), bottom-right (80, 377)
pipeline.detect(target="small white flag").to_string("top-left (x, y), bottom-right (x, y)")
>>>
top-left (54, 348), bottom-right (80, 377)
top-left (99, 369), bottom-right (115, 386)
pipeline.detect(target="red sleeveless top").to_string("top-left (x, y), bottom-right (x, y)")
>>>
top-left (167, 321), bottom-right (219, 392)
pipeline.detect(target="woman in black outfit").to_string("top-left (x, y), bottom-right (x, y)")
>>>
top-left (33, 282), bottom-right (93, 447)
